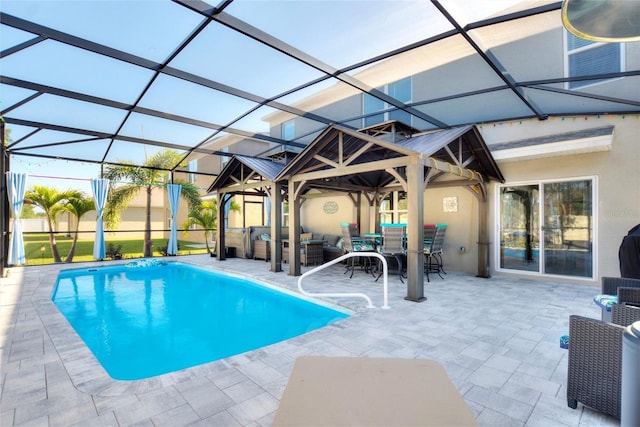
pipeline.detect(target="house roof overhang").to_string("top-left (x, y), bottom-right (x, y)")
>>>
top-left (490, 125), bottom-right (615, 162)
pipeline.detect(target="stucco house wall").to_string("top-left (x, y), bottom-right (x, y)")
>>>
top-left (481, 115), bottom-right (640, 282)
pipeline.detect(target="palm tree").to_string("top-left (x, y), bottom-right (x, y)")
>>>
top-left (182, 198), bottom-right (241, 254)
top-left (24, 185), bottom-right (73, 263)
top-left (103, 149), bottom-right (201, 257)
top-left (57, 191), bottom-right (95, 262)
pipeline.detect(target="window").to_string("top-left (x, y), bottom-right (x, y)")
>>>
top-left (566, 33), bottom-right (623, 89)
top-left (363, 77), bottom-right (412, 127)
top-left (282, 120), bottom-right (295, 141)
top-left (379, 191), bottom-right (408, 224)
top-left (187, 159), bottom-right (197, 183)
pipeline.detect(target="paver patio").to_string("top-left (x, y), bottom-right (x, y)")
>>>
top-left (0, 254), bottom-right (619, 426)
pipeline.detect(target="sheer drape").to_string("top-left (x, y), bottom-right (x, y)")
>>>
top-left (91, 179), bottom-right (109, 260)
top-left (7, 172), bottom-right (27, 265)
top-left (167, 184), bottom-right (181, 255)
top-left (265, 197), bottom-right (271, 226)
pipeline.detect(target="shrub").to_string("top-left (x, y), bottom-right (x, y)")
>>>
top-left (157, 241), bottom-right (179, 256)
top-left (106, 243), bottom-right (123, 259)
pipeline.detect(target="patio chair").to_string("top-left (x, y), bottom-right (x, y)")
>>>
top-left (424, 224), bottom-right (447, 281)
top-left (567, 303), bottom-right (640, 419)
top-left (340, 223), bottom-right (376, 278)
top-left (601, 276), bottom-right (640, 295)
top-left (617, 286), bottom-right (640, 306)
top-left (282, 234), bottom-right (324, 266)
top-left (423, 224), bottom-right (436, 247)
top-left (301, 240), bottom-right (324, 266)
top-left (376, 223), bottom-right (407, 283)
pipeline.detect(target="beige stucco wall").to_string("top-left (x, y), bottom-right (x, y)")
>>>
top-left (299, 194), bottom-right (360, 236)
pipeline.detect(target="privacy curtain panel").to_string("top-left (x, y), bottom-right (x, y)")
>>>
top-left (265, 197), bottom-right (271, 226)
top-left (91, 178), bottom-right (109, 260)
top-left (7, 172), bottom-right (27, 265)
top-left (167, 184), bottom-right (182, 255)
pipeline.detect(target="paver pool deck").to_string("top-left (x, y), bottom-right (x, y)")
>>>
top-left (0, 254), bottom-right (619, 426)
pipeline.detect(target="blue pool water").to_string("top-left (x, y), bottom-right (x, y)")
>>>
top-left (52, 262), bottom-right (349, 380)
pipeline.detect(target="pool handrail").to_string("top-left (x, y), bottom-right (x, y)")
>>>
top-left (297, 252), bottom-right (390, 309)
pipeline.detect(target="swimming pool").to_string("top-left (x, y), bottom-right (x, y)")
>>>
top-left (52, 261), bottom-right (349, 380)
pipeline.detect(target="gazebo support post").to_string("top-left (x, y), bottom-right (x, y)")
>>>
top-left (288, 179), bottom-right (302, 276)
top-left (269, 182), bottom-right (283, 273)
top-left (216, 193), bottom-right (226, 261)
top-left (475, 185), bottom-right (491, 278)
top-left (405, 157), bottom-right (426, 302)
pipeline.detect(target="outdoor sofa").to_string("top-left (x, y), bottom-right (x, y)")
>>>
top-left (225, 226), bottom-right (343, 263)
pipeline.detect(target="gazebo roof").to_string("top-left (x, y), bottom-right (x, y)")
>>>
top-left (277, 123), bottom-right (503, 194)
top-left (208, 154), bottom-right (286, 195)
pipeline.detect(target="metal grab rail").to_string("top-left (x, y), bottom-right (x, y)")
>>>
top-left (297, 252), bottom-right (390, 309)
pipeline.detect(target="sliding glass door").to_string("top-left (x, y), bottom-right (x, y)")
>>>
top-left (498, 178), bottom-right (594, 278)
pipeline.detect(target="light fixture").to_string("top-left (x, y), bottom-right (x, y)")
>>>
top-left (562, 0), bottom-right (640, 42)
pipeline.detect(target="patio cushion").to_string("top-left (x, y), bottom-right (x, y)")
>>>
top-left (594, 294), bottom-right (618, 312)
top-left (353, 242), bottom-right (375, 251)
top-left (260, 233), bottom-right (271, 241)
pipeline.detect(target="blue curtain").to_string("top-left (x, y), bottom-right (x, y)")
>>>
top-left (167, 184), bottom-right (182, 255)
top-left (265, 197), bottom-right (271, 226)
top-left (91, 178), bottom-right (109, 260)
top-left (7, 172), bottom-right (27, 265)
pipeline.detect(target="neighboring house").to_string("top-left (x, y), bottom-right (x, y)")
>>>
top-left (52, 189), bottom-right (167, 241)
top-left (209, 20), bottom-right (639, 284)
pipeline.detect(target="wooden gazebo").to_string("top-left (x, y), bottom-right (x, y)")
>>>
top-left (209, 122), bottom-right (504, 301)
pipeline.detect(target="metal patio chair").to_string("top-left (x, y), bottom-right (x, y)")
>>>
top-left (340, 223), bottom-right (376, 278)
top-left (424, 224), bottom-right (447, 281)
top-left (376, 223), bottom-right (407, 283)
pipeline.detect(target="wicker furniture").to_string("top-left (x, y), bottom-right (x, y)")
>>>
top-left (282, 240), bottom-right (324, 266)
top-left (567, 304), bottom-right (640, 419)
top-left (301, 241), bottom-right (324, 266)
top-left (601, 276), bottom-right (640, 295)
top-left (253, 239), bottom-right (270, 261)
top-left (617, 286), bottom-right (640, 306)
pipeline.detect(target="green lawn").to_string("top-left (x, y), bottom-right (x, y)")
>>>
top-left (22, 233), bottom-right (208, 265)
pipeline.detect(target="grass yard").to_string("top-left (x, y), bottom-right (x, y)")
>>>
top-left (22, 233), bottom-right (208, 265)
